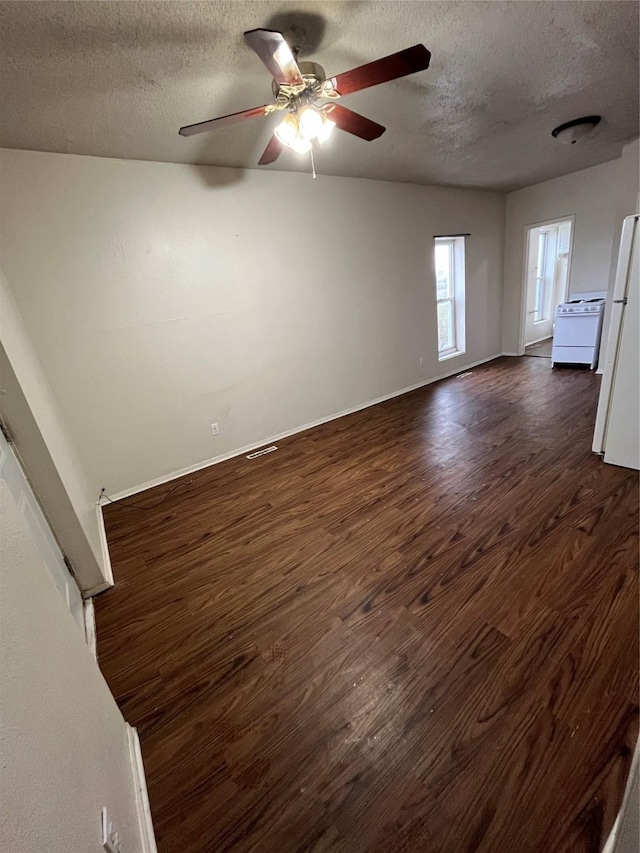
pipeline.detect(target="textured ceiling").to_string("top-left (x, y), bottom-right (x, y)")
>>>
top-left (0, 1), bottom-right (637, 191)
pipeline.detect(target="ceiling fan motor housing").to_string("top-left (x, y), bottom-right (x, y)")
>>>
top-left (272, 61), bottom-right (327, 106)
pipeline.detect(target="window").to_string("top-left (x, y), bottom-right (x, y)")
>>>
top-left (435, 236), bottom-right (466, 360)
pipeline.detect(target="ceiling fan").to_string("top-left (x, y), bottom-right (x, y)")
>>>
top-left (179, 29), bottom-right (431, 166)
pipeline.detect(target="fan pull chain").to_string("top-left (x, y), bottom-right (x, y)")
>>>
top-left (310, 146), bottom-right (317, 180)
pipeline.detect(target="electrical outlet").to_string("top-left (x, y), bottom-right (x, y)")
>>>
top-left (419, 357), bottom-right (424, 368)
top-left (211, 423), bottom-right (220, 436)
top-left (101, 808), bottom-right (122, 853)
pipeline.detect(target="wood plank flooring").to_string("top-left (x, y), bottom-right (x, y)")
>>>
top-left (95, 356), bottom-right (639, 853)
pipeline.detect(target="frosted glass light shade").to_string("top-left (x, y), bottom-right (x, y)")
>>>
top-left (316, 119), bottom-right (335, 144)
top-left (274, 114), bottom-right (299, 145)
top-left (299, 106), bottom-right (324, 140)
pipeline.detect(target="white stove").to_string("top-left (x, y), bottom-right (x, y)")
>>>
top-left (551, 295), bottom-right (606, 369)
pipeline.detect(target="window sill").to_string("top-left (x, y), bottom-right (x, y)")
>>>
top-left (438, 349), bottom-right (466, 362)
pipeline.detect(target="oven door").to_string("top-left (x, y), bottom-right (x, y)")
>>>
top-left (553, 314), bottom-right (599, 347)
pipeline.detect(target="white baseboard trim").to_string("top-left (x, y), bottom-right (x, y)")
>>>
top-left (107, 353), bottom-right (503, 502)
top-left (83, 597), bottom-right (97, 660)
top-left (501, 351), bottom-right (522, 357)
top-left (127, 725), bottom-right (157, 853)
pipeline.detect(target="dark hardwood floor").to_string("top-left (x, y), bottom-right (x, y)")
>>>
top-left (95, 356), bottom-right (639, 853)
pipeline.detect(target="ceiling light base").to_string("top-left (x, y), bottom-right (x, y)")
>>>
top-left (551, 115), bottom-right (601, 145)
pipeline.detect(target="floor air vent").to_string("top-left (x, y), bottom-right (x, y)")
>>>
top-left (246, 445), bottom-right (278, 460)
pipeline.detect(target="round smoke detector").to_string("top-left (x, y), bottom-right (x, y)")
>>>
top-left (552, 116), bottom-right (602, 144)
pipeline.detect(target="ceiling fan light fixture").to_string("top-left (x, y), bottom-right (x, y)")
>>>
top-left (551, 115), bottom-right (602, 145)
top-left (273, 106), bottom-right (324, 154)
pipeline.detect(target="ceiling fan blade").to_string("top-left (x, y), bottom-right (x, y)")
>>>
top-left (258, 135), bottom-right (284, 165)
top-left (179, 105), bottom-right (271, 137)
top-left (244, 28), bottom-right (304, 87)
top-left (325, 104), bottom-right (386, 141)
top-left (329, 44), bottom-right (431, 97)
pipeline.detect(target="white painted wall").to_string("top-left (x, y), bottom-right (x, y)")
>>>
top-left (0, 149), bottom-right (505, 496)
top-left (0, 479), bottom-right (144, 852)
top-left (0, 271), bottom-right (110, 592)
top-left (503, 139), bottom-right (640, 355)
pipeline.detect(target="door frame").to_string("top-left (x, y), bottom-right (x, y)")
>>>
top-left (518, 214), bottom-right (576, 355)
top-left (0, 419), bottom-right (86, 632)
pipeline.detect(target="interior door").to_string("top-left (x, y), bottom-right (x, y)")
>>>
top-left (0, 423), bottom-right (85, 630)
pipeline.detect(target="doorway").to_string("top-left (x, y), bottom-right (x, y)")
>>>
top-left (522, 218), bottom-right (574, 350)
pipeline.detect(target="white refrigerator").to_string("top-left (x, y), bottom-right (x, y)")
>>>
top-left (593, 214), bottom-right (640, 470)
